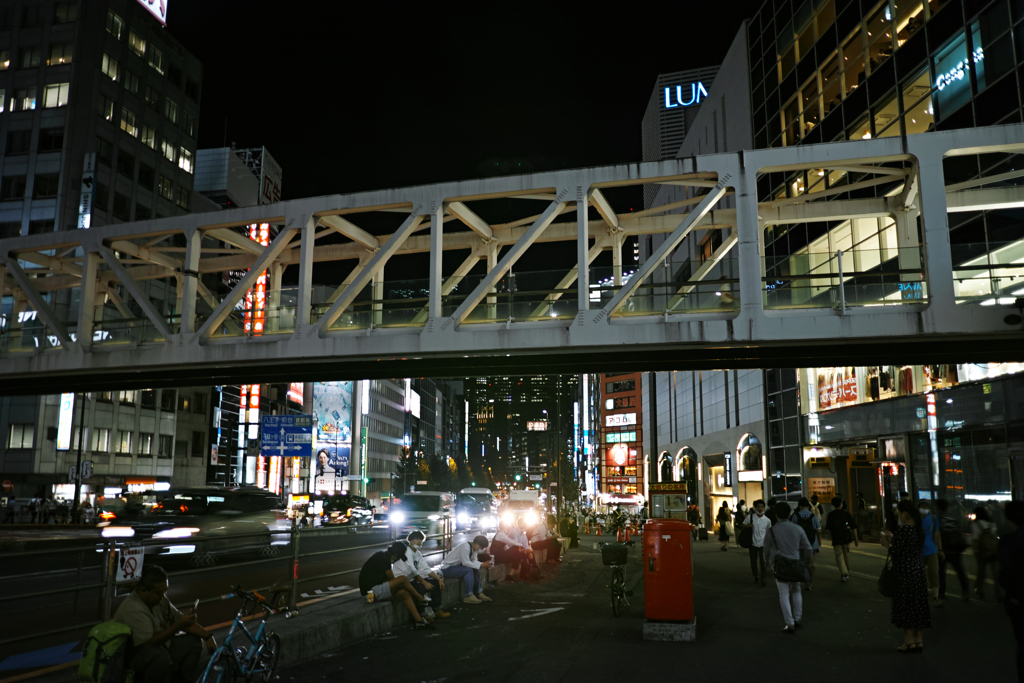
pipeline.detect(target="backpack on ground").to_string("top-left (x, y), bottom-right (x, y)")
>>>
top-left (794, 513), bottom-right (816, 545)
top-left (78, 620), bottom-right (134, 683)
top-left (975, 526), bottom-right (998, 561)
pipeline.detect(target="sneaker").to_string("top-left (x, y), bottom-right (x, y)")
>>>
top-left (840, 575), bottom-right (849, 582)
top-left (413, 620), bottom-right (436, 630)
top-left (794, 621), bottom-right (802, 629)
top-left (782, 625), bottom-right (796, 634)
top-left (476, 593), bottom-right (492, 602)
top-left (462, 595), bottom-right (483, 604)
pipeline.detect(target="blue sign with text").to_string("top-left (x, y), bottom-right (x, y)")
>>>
top-left (261, 414), bottom-right (313, 458)
top-left (664, 82), bottom-right (709, 109)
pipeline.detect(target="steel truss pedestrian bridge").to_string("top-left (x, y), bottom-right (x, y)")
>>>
top-left (2, 125), bottom-right (1024, 394)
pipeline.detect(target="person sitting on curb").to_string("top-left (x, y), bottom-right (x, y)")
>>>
top-left (490, 520), bottom-right (528, 583)
top-left (358, 541), bottom-right (433, 630)
top-left (530, 515), bottom-right (562, 565)
top-left (393, 530), bottom-right (450, 620)
top-left (441, 535), bottom-right (492, 604)
top-left (514, 518), bottom-right (541, 576)
top-left (113, 565), bottom-right (216, 683)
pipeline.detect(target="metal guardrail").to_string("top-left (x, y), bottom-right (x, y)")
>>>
top-left (0, 518), bottom-right (457, 648)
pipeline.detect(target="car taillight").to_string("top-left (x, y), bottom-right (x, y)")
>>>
top-left (100, 511), bottom-right (116, 520)
top-left (346, 508), bottom-right (352, 517)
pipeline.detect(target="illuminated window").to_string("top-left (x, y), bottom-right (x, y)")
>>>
top-left (178, 147), bottom-right (193, 173)
top-left (176, 187), bottom-right (190, 210)
top-left (43, 83), bottom-right (70, 108)
top-left (101, 52), bottom-right (118, 80)
top-left (129, 31), bottom-right (146, 57)
top-left (141, 125), bottom-right (156, 149)
top-left (164, 98), bottom-right (178, 124)
top-left (139, 432), bottom-right (153, 455)
top-left (117, 430), bottom-right (132, 453)
top-left (158, 175), bottom-right (173, 200)
top-left (48, 42), bottom-right (73, 66)
top-left (901, 71), bottom-right (933, 135)
top-left (842, 31), bottom-right (866, 96)
top-left (98, 95), bottom-right (114, 121)
top-left (106, 9), bottom-right (123, 39)
top-left (160, 138), bottom-right (176, 162)
top-left (0, 50), bottom-right (9, 70)
top-left (13, 87), bottom-right (36, 111)
top-left (91, 428), bottom-right (110, 452)
top-left (120, 108), bottom-right (138, 137)
top-left (148, 47), bottom-right (164, 75)
top-left (873, 96), bottom-right (900, 138)
top-left (7, 424), bottom-right (34, 449)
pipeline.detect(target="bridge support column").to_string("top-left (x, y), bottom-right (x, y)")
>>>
top-left (612, 231), bottom-right (623, 287)
top-left (734, 154), bottom-right (765, 326)
top-left (911, 146), bottom-right (957, 319)
top-left (372, 264), bottom-right (385, 327)
top-left (76, 252), bottom-right (100, 350)
top-left (486, 242), bottom-right (498, 321)
top-left (577, 188), bottom-right (589, 313)
top-left (429, 201), bottom-right (444, 320)
top-left (894, 208), bottom-right (923, 292)
top-left (178, 227), bottom-right (202, 335)
top-left (294, 214), bottom-right (317, 332)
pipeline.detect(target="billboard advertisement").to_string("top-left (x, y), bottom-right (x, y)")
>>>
top-left (136, 0), bottom-right (168, 25)
top-left (57, 393), bottom-right (74, 451)
top-left (313, 382), bottom-right (353, 488)
top-left (605, 443), bottom-right (637, 467)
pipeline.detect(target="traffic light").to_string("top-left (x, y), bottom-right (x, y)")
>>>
top-left (471, 481), bottom-right (476, 486)
top-left (515, 474), bottom-right (521, 481)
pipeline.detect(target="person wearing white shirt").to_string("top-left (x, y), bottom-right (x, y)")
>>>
top-left (514, 518), bottom-right (540, 572)
top-left (441, 535), bottom-right (492, 604)
top-left (743, 500), bottom-right (773, 587)
top-left (528, 515), bottom-right (562, 565)
top-left (490, 521), bottom-right (527, 582)
top-left (393, 531), bottom-right (450, 619)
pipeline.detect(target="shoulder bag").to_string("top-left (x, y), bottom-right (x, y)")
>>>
top-left (767, 528), bottom-right (809, 583)
top-left (738, 516), bottom-right (754, 549)
top-left (878, 550), bottom-right (897, 597)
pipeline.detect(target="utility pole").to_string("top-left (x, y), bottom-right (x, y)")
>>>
top-left (71, 392), bottom-right (86, 520)
top-left (555, 389), bottom-right (562, 519)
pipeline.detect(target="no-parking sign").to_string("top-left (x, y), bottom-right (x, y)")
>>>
top-left (116, 544), bottom-right (145, 595)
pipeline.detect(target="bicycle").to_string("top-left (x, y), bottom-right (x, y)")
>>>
top-left (600, 540), bottom-right (635, 617)
top-left (197, 586), bottom-right (294, 683)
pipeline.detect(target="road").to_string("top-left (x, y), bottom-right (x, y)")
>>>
top-left (288, 533), bottom-right (1017, 683)
top-left (0, 524), bottom-right (477, 672)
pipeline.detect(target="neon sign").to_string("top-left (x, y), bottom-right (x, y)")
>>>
top-left (936, 47), bottom-right (983, 91)
top-left (663, 82), bottom-right (709, 109)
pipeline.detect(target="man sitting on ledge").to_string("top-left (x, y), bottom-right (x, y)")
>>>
top-left (441, 534), bottom-right (493, 604)
top-left (359, 541), bottom-right (434, 630)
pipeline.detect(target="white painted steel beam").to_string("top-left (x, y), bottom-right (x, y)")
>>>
top-left (98, 246), bottom-right (173, 340)
top-left (4, 257), bottom-right (70, 346)
top-left (319, 215), bottom-right (379, 249)
top-left (589, 188), bottom-right (619, 231)
top-left (446, 202), bottom-right (493, 241)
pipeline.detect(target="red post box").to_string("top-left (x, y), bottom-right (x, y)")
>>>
top-left (642, 518), bottom-right (694, 621)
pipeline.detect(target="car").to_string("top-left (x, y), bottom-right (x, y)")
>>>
top-left (388, 491), bottom-right (454, 543)
top-left (499, 499), bottom-right (542, 527)
top-left (455, 488), bottom-right (498, 531)
top-left (318, 493), bottom-right (373, 527)
top-left (102, 487), bottom-right (290, 567)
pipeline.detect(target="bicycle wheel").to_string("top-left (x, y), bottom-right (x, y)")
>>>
top-left (610, 569), bottom-right (623, 617)
top-left (249, 632), bottom-right (281, 683)
top-left (204, 649), bottom-right (238, 683)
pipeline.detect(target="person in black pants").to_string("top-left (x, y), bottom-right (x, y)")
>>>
top-left (935, 498), bottom-right (970, 602)
top-left (743, 500), bottom-right (771, 586)
top-left (998, 501), bottom-right (1024, 682)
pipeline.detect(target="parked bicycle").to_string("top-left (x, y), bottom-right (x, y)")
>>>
top-left (197, 586), bottom-right (294, 683)
top-left (600, 540), bottom-right (635, 617)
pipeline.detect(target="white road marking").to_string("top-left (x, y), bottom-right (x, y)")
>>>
top-left (508, 607), bottom-right (564, 621)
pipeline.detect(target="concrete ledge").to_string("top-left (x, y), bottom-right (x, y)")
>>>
top-left (643, 618), bottom-right (697, 642)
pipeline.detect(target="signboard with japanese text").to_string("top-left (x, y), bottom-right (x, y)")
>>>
top-left (260, 414), bottom-right (313, 458)
top-left (136, 0), bottom-right (167, 25)
top-left (115, 544), bottom-right (145, 595)
top-left (605, 413), bottom-right (637, 427)
top-left (57, 393), bottom-right (74, 450)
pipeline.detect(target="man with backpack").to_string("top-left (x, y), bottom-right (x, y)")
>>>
top-left (791, 498), bottom-right (821, 590)
top-left (824, 496), bottom-right (859, 582)
top-left (113, 565), bottom-right (216, 682)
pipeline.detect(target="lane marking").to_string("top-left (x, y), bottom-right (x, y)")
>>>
top-left (508, 607), bottom-right (564, 621)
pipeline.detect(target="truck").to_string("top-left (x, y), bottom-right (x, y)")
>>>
top-left (509, 490), bottom-right (540, 504)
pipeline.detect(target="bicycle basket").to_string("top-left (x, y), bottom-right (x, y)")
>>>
top-left (601, 544), bottom-right (628, 566)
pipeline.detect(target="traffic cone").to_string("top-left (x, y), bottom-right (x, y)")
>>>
top-left (617, 528), bottom-right (623, 543)
top-left (596, 524), bottom-right (601, 536)
top-left (585, 521), bottom-right (590, 534)
top-left (625, 527), bottom-right (631, 542)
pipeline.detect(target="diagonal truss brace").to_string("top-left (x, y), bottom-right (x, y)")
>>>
top-left (665, 230), bottom-right (738, 312)
top-left (530, 241), bottom-right (606, 318)
top-left (98, 246), bottom-right (173, 340)
top-left (603, 181), bottom-right (730, 317)
top-left (314, 209), bottom-right (424, 337)
top-left (197, 225), bottom-right (299, 344)
top-left (4, 257), bottom-right (70, 346)
top-left (448, 193), bottom-right (568, 326)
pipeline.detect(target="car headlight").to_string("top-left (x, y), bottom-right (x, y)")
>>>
top-left (389, 512), bottom-right (405, 525)
top-left (428, 514), bottom-right (441, 521)
top-left (456, 512), bottom-right (470, 525)
top-left (525, 511), bottom-right (539, 526)
top-left (502, 511), bottom-right (514, 525)
top-left (101, 526), bottom-right (135, 538)
top-left (152, 527), bottom-right (200, 539)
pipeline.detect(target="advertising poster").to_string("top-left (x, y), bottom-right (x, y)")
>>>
top-left (313, 382), bottom-right (353, 489)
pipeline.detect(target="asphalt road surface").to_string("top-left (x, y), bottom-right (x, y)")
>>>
top-left (289, 534), bottom-right (1017, 683)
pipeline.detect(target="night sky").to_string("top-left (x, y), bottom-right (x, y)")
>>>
top-left (168, 2), bottom-right (760, 200)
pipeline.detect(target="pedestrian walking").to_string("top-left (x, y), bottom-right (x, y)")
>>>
top-left (791, 498), bottom-right (821, 590)
top-left (765, 497), bottom-right (780, 526)
top-left (917, 499), bottom-right (943, 606)
top-left (935, 498), bottom-right (970, 602)
top-left (687, 504), bottom-right (702, 541)
top-left (824, 496), bottom-right (859, 582)
top-left (763, 501), bottom-right (812, 633)
top-left (971, 507), bottom-right (999, 600)
top-left (998, 500), bottom-right (1023, 682)
top-left (717, 502), bottom-right (732, 551)
top-left (734, 501), bottom-right (747, 546)
top-left (880, 500), bottom-right (931, 653)
top-left (809, 494), bottom-right (823, 524)
top-left (742, 500), bottom-right (772, 586)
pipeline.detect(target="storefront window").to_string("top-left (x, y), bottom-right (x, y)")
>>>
top-left (802, 79), bottom-right (821, 134)
top-left (783, 97), bottom-right (801, 145)
top-left (901, 71), bottom-right (933, 134)
top-left (842, 32), bottom-right (866, 96)
top-left (737, 433), bottom-right (763, 471)
top-left (932, 32), bottom-right (972, 119)
top-left (821, 55), bottom-right (841, 114)
top-left (866, 5), bottom-right (894, 73)
top-left (893, 1), bottom-right (925, 48)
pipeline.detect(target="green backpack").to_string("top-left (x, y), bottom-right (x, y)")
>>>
top-left (78, 620), bottom-right (134, 683)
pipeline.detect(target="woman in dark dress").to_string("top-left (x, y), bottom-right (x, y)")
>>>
top-left (716, 502), bottom-right (732, 551)
top-left (880, 499), bottom-right (931, 652)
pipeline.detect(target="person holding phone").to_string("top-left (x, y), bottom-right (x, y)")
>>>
top-left (114, 565), bottom-right (217, 683)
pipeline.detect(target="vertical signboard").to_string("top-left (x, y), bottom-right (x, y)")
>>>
top-left (78, 153), bottom-right (95, 229)
top-left (57, 393), bottom-right (74, 451)
top-left (313, 382), bottom-right (353, 490)
top-left (259, 148), bottom-right (283, 205)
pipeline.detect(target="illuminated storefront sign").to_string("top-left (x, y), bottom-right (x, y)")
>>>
top-left (936, 46), bottom-right (983, 91)
top-left (605, 431), bottom-right (637, 443)
top-left (527, 421), bottom-right (548, 431)
top-left (664, 82), bottom-right (708, 108)
top-left (268, 456), bottom-right (281, 494)
top-left (287, 382), bottom-right (303, 405)
top-left (57, 393), bottom-right (74, 451)
top-left (136, 0), bottom-right (168, 25)
top-left (605, 413), bottom-right (637, 427)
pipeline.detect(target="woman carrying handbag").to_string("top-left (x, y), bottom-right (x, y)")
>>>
top-left (717, 502), bottom-right (733, 551)
top-left (880, 500), bottom-right (931, 653)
